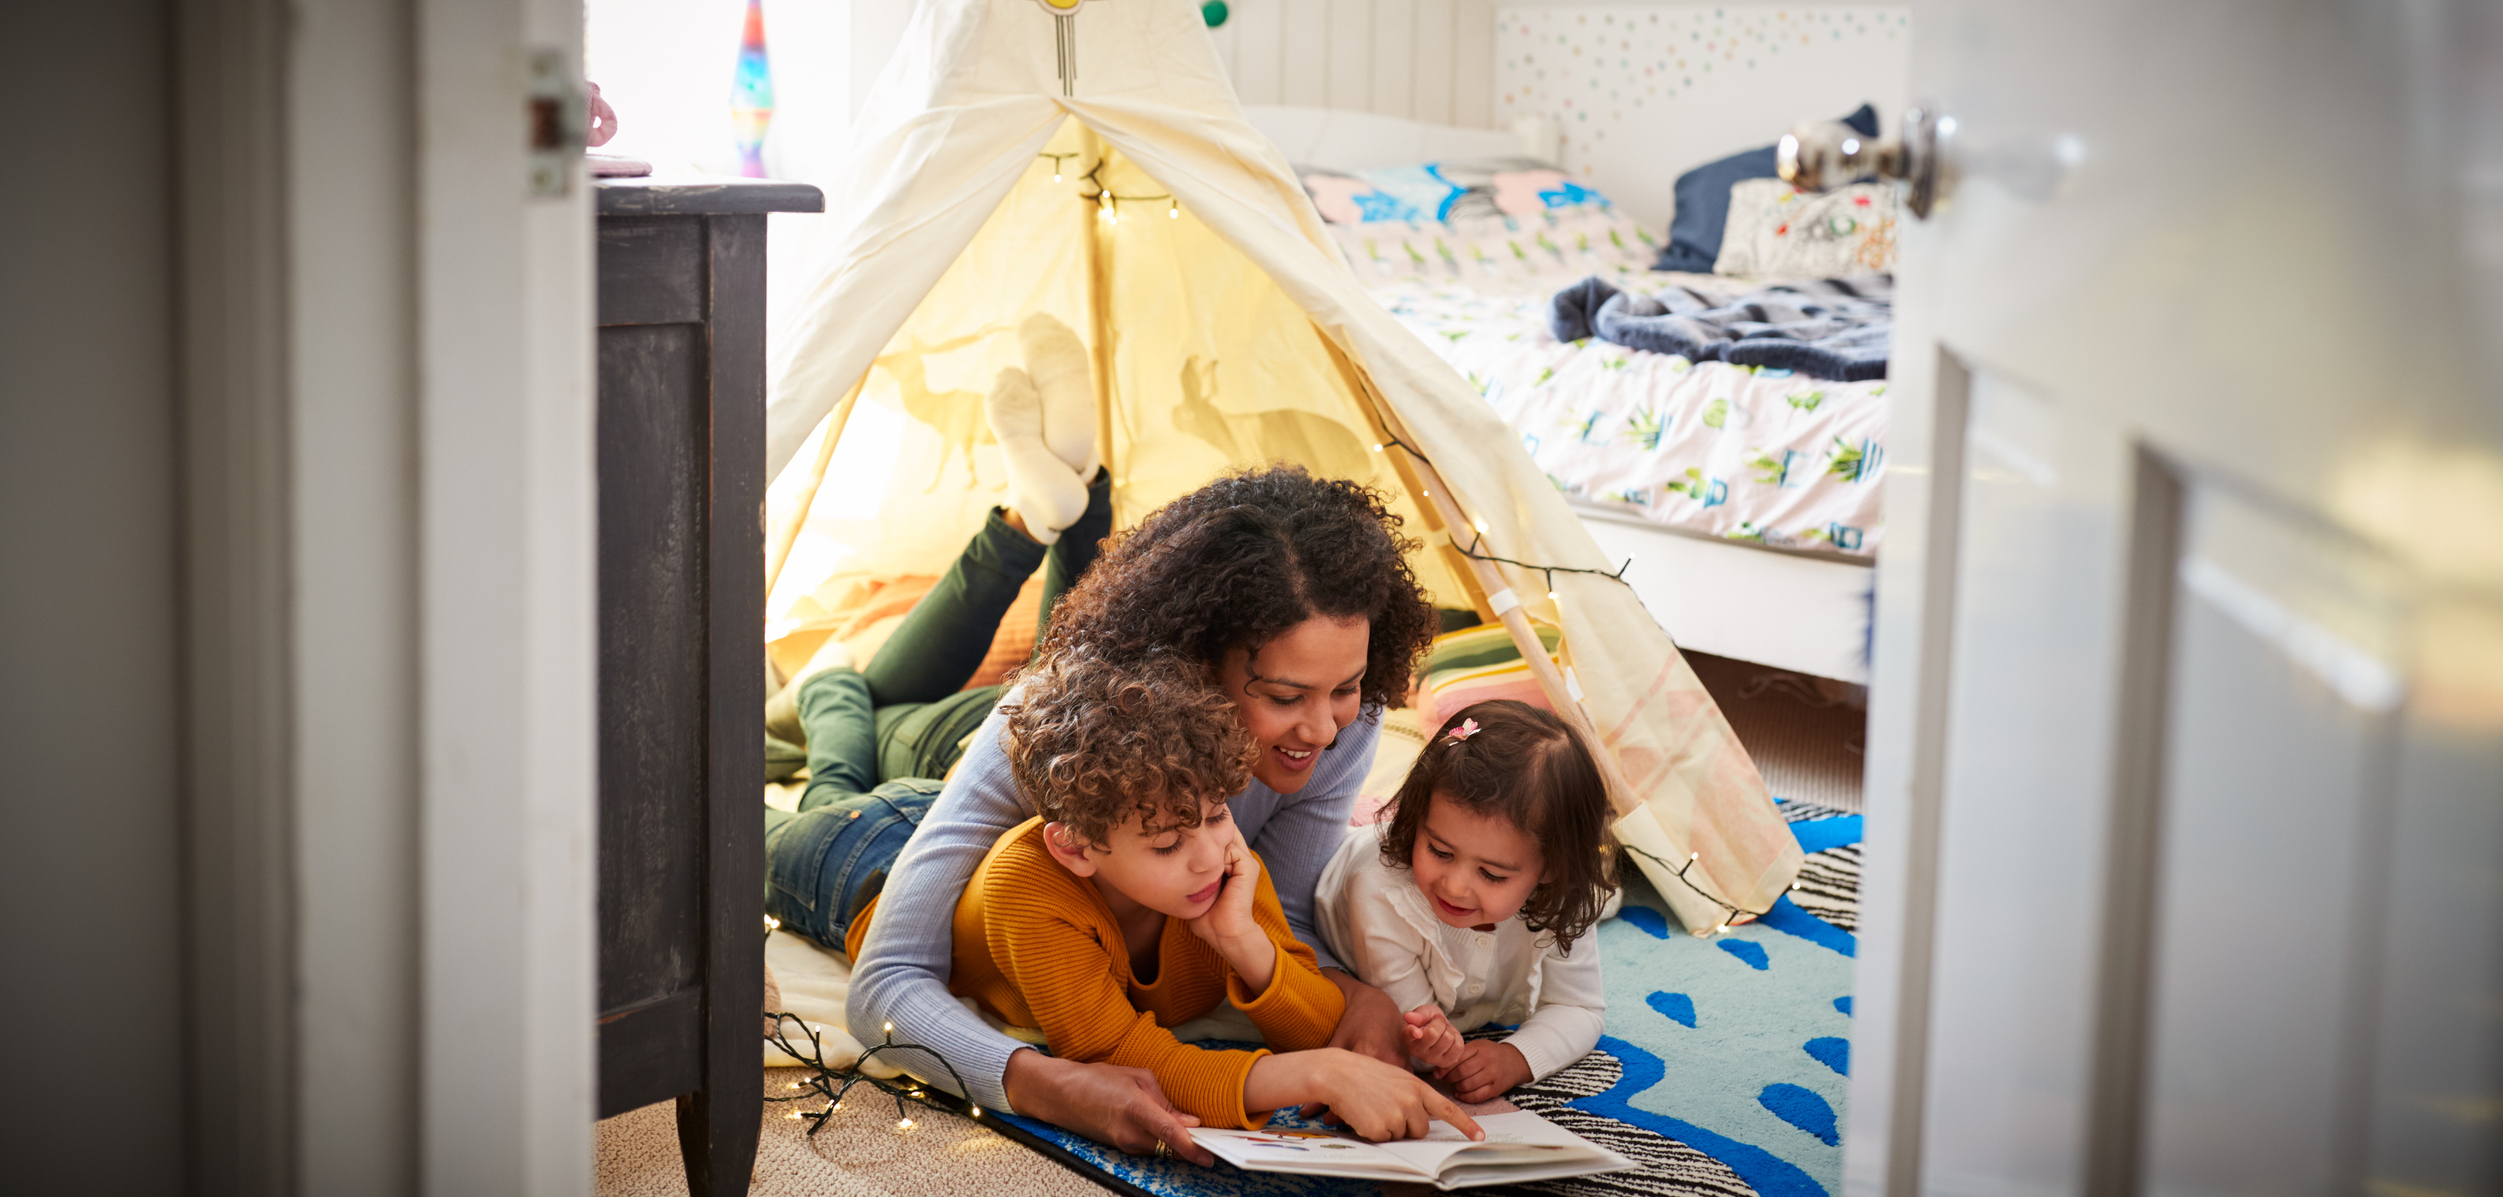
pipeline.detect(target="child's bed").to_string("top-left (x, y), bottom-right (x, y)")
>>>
top-left (1249, 105), bottom-right (1885, 684)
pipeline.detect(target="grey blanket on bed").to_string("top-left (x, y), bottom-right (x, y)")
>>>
top-left (1548, 274), bottom-right (1893, 380)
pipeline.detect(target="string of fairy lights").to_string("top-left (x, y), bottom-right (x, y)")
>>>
top-left (761, 918), bottom-right (980, 1136)
top-left (1038, 152), bottom-right (1180, 223)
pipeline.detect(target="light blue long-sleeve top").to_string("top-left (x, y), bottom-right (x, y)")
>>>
top-left (844, 702), bottom-right (1382, 1113)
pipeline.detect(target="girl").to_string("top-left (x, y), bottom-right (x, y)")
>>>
top-left (1315, 699), bottom-right (1617, 1103)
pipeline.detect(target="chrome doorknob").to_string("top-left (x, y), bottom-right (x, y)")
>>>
top-left (1778, 107), bottom-right (1956, 219)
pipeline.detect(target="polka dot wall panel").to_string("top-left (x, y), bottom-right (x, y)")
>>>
top-left (1497, 6), bottom-right (1911, 228)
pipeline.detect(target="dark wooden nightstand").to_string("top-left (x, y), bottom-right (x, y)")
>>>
top-left (593, 175), bottom-right (822, 1197)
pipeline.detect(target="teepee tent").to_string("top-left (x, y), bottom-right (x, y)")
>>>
top-left (762, 0), bottom-right (1801, 934)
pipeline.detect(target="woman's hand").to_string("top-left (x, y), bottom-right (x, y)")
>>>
top-left (1402, 1005), bottom-right (1465, 1071)
top-left (1438, 1039), bottom-right (1533, 1104)
top-left (1185, 834), bottom-right (1276, 993)
top-left (1002, 1049), bottom-right (1215, 1165)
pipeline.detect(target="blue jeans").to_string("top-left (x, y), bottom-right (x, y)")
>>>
top-left (764, 476), bottom-right (1111, 951)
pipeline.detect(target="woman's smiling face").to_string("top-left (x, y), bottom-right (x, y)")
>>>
top-left (1214, 614), bottom-right (1370, 794)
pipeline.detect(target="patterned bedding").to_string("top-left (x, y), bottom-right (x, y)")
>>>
top-left (1366, 268), bottom-right (1889, 556)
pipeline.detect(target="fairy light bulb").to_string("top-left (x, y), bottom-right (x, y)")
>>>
top-left (1168, 200), bottom-right (1179, 219)
top-left (882, 1022), bottom-right (893, 1036)
top-left (1473, 517), bottom-right (1487, 534)
top-left (1371, 443), bottom-right (1384, 453)
top-left (1053, 170), bottom-right (1063, 183)
top-left (897, 1117), bottom-right (915, 1132)
top-left (970, 1105), bottom-right (983, 1119)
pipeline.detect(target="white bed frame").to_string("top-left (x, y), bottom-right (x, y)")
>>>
top-left (1244, 105), bottom-right (1876, 685)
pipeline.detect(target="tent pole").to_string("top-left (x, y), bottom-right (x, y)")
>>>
top-left (764, 375), bottom-right (863, 599)
top-left (1321, 340), bottom-right (1496, 627)
top-left (1083, 131), bottom-right (1117, 498)
top-left (1349, 372), bottom-right (1642, 824)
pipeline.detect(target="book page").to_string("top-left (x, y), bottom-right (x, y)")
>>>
top-left (1369, 1111), bottom-right (1617, 1178)
top-left (1189, 1128), bottom-right (1426, 1180)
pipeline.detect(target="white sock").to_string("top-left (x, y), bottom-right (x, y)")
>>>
top-left (985, 366), bottom-right (1088, 543)
top-left (1019, 313), bottom-right (1102, 480)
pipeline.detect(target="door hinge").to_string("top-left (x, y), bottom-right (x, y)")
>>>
top-left (528, 49), bottom-right (586, 198)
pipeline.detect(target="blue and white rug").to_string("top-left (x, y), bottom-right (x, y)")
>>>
top-left (987, 800), bottom-right (1865, 1196)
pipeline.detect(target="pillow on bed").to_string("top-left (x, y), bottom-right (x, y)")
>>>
top-left (1299, 157), bottom-right (1594, 225)
top-left (1713, 179), bottom-right (1898, 278)
top-left (1327, 203), bottom-right (1657, 283)
top-left (1655, 103), bottom-right (1880, 274)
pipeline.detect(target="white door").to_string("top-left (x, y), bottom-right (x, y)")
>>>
top-left (1848, 3), bottom-right (2503, 1195)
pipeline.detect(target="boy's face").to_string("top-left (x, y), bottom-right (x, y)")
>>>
top-left (1410, 791), bottom-right (1545, 930)
top-left (1046, 796), bottom-right (1242, 920)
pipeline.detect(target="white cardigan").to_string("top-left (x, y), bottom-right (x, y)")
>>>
top-left (1313, 826), bottom-right (1605, 1081)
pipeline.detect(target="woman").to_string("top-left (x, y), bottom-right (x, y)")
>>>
top-left (844, 464), bottom-right (1438, 1164)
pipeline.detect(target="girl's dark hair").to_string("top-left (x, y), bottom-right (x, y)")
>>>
top-left (1035, 465), bottom-right (1437, 713)
top-left (1379, 700), bottom-right (1618, 953)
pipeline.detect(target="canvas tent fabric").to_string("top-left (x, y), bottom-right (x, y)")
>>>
top-left (761, 0), bottom-right (1801, 934)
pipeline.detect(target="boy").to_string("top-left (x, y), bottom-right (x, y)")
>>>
top-left (845, 652), bottom-right (1478, 1144)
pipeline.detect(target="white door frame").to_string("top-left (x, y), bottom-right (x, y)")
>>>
top-left (182, 0), bottom-right (597, 1191)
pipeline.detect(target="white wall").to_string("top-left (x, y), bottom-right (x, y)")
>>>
top-left (1495, 4), bottom-right (1911, 227)
top-left (1210, 0), bottom-right (1499, 127)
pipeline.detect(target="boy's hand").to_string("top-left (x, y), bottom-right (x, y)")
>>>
top-left (1402, 1005), bottom-right (1466, 1070)
top-left (1185, 835), bottom-right (1263, 949)
top-left (1311, 1049), bottom-right (1485, 1144)
top-left (1439, 1039), bottom-right (1533, 1104)
top-left (1187, 835), bottom-right (1276, 992)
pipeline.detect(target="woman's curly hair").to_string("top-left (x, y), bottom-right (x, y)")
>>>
top-left (999, 652), bottom-right (1257, 848)
top-left (1379, 700), bottom-right (1618, 954)
top-left (1036, 465), bottom-right (1437, 712)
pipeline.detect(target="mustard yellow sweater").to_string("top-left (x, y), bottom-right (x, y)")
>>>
top-left (850, 817), bottom-right (1345, 1128)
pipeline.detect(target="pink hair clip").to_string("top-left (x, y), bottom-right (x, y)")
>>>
top-left (1446, 718), bottom-right (1481, 742)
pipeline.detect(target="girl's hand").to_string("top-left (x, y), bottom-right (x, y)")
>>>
top-left (1441, 1040), bottom-right (1533, 1104)
top-left (1185, 835), bottom-right (1264, 949)
top-left (1402, 1005), bottom-right (1466, 1070)
top-left (1311, 1050), bottom-right (1485, 1143)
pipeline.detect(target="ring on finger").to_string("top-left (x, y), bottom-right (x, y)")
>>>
top-left (1152, 1140), bottom-right (1172, 1159)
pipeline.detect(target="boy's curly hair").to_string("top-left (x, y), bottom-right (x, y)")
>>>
top-left (1000, 652), bottom-right (1257, 848)
top-left (1035, 465), bottom-right (1437, 714)
top-left (1379, 700), bottom-right (1618, 953)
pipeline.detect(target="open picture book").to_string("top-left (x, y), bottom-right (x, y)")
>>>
top-left (1189, 1109), bottom-right (1634, 1190)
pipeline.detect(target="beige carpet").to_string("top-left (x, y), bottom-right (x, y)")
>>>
top-left (1681, 650), bottom-right (1867, 812)
top-left (596, 1076), bottom-right (1101, 1197)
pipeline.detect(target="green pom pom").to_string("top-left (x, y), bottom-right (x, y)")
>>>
top-left (1201, 0), bottom-right (1229, 28)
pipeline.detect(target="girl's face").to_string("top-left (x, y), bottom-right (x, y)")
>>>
top-left (1410, 791), bottom-right (1545, 929)
top-left (1215, 614), bottom-right (1369, 794)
